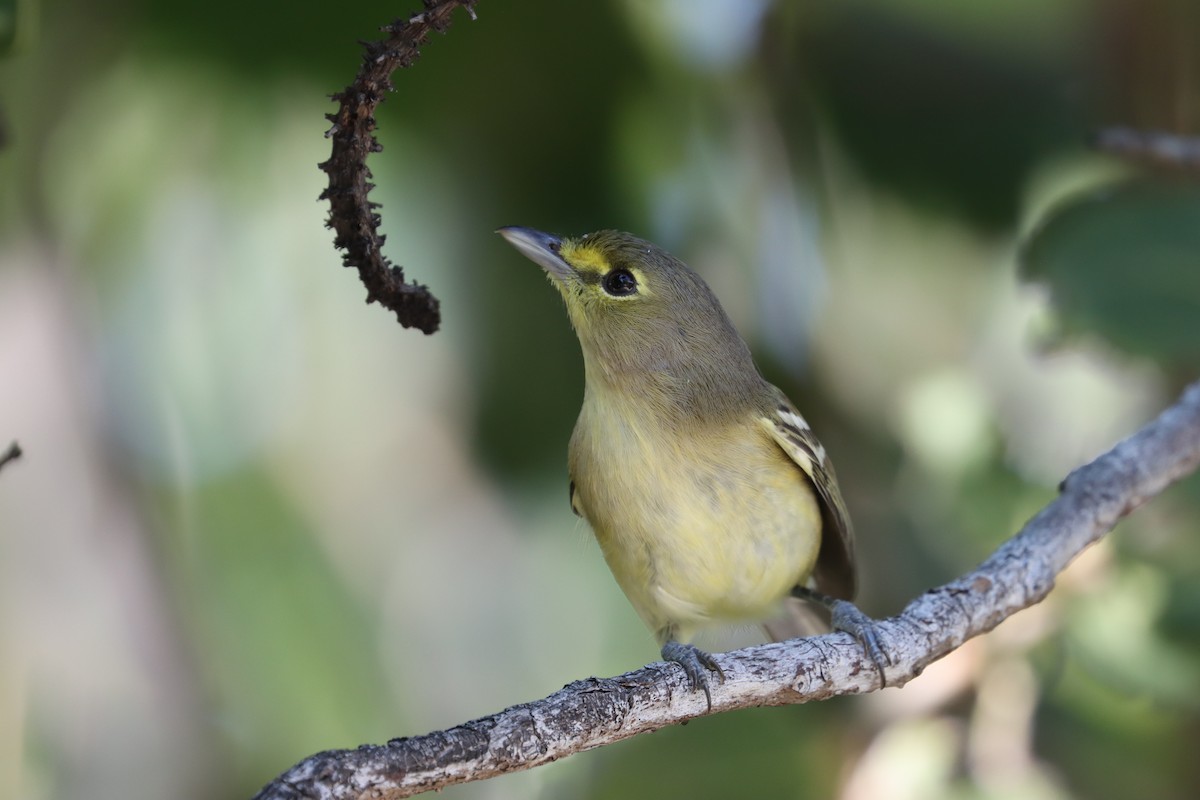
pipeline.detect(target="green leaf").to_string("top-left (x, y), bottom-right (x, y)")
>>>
top-left (1020, 179), bottom-right (1200, 364)
top-left (0, 0), bottom-right (17, 54)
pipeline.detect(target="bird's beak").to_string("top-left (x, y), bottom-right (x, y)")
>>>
top-left (496, 226), bottom-right (574, 285)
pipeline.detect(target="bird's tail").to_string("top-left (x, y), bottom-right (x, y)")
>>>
top-left (762, 595), bottom-right (831, 643)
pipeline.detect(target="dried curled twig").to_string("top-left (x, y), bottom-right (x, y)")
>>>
top-left (319, 0), bottom-right (481, 335)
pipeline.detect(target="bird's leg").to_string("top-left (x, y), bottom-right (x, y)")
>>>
top-left (659, 625), bottom-right (724, 710)
top-left (792, 586), bottom-right (890, 687)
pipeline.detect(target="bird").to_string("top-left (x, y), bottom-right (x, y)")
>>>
top-left (497, 226), bottom-right (887, 705)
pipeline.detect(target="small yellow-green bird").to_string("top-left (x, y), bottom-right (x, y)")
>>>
top-left (498, 227), bottom-right (887, 702)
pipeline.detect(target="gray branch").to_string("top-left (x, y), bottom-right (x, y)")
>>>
top-left (1092, 127), bottom-right (1200, 171)
top-left (254, 380), bottom-right (1200, 800)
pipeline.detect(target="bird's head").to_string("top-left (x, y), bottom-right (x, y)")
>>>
top-left (497, 227), bottom-right (756, 388)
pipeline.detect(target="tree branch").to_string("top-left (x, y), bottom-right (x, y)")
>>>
top-left (1092, 127), bottom-right (1200, 172)
top-left (253, 380), bottom-right (1200, 799)
top-left (0, 440), bottom-right (21, 472)
top-left (319, 0), bottom-right (481, 335)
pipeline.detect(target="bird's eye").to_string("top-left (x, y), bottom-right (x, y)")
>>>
top-left (602, 268), bottom-right (638, 297)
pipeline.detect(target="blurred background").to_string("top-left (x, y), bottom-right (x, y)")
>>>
top-left (2, 0), bottom-right (1199, 798)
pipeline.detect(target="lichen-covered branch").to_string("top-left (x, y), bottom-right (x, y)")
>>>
top-left (319, 0), bottom-right (480, 335)
top-left (252, 381), bottom-right (1200, 799)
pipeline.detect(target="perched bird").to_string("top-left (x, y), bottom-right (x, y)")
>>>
top-left (498, 227), bottom-right (887, 703)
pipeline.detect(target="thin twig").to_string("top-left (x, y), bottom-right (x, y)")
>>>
top-left (1092, 127), bottom-right (1200, 172)
top-left (253, 381), bottom-right (1200, 799)
top-left (319, 0), bottom-right (481, 335)
top-left (0, 441), bottom-right (21, 472)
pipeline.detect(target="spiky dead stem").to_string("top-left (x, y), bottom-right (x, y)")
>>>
top-left (319, 0), bottom-right (480, 334)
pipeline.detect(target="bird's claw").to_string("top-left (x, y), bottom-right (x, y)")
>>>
top-left (828, 598), bottom-right (891, 687)
top-left (792, 586), bottom-right (890, 688)
top-left (661, 641), bottom-right (725, 710)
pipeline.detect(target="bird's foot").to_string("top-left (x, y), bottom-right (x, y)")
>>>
top-left (828, 598), bottom-right (891, 685)
top-left (793, 587), bottom-right (891, 687)
top-left (661, 641), bottom-right (725, 710)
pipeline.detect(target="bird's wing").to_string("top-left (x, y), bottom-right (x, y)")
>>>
top-left (759, 395), bottom-right (857, 600)
top-left (568, 479), bottom-right (582, 517)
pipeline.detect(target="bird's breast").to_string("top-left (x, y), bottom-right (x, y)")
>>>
top-left (568, 397), bottom-right (822, 638)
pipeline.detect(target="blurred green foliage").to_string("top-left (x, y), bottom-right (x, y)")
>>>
top-left (794, 0), bottom-right (1083, 229)
top-left (580, 705), bottom-right (847, 800)
top-left (1, 1), bottom-right (1199, 800)
top-left (0, 2), bottom-right (14, 54)
top-left (1022, 179), bottom-right (1200, 367)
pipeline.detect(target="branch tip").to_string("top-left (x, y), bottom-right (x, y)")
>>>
top-left (1092, 126), bottom-right (1200, 172)
top-left (0, 441), bottom-right (22, 472)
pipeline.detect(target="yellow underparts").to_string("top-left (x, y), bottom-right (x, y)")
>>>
top-left (569, 392), bottom-right (822, 645)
